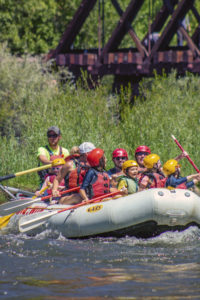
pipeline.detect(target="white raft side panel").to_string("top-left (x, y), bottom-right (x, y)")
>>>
top-left (153, 188), bottom-right (200, 226)
top-left (47, 190), bottom-right (156, 238)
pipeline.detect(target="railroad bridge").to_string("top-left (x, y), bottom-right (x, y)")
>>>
top-left (47, 0), bottom-right (200, 95)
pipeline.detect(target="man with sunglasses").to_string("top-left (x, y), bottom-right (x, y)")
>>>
top-left (37, 126), bottom-right (69, 184)
top-left (134, 145), bottom-right (151, 173)
top-left (107, 148), bottom-right (128, 178)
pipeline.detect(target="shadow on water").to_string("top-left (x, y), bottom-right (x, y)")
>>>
top-left (0, 226), bottom-right (200, 299)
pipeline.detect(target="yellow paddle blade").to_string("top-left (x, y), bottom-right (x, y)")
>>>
top-left (0, 213), bottom-right (15, 229)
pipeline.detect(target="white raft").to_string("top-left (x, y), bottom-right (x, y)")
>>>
top-left (10, 188), bottom-right (200, 238)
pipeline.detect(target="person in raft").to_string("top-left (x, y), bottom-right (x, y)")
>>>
top-left (59, 148), bottom-right (118, 205)
top-left (52, 142), bottom-right (95, 199)
top-left (35, 158), bottom-right (66, 197)
top-left (37, 126), bottom-right (69, 185)
top-left (139, 154), bottom-right (166, 190)
top-left (134, 145), bottom-right (151, 174)
top-left (117, 160), bottom-right (139, 195)
top-left (163, 159), bottom-right (200, 189)
top-left (107, 148), bottom-right (129, 187)
top-left (107, 148), bottom-right (129, 177)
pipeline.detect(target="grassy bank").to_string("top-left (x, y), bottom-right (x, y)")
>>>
top-left (1, 46), bottom-right (200, 198)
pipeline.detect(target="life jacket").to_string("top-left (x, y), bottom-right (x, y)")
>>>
top-left (165, 176), bottom-right (188, 190)
top-left (117, 175), bottom-right (138, 194)
top-left (136, 167), bottom-right (147, 181)
top-left (44, 174), bottom-right (65, 195)
top-left (65, 154), bottom-right (80, 167)
top-left (65, 162), bottom-right (90, 190)
top-left (87, 169), bottom-right (110, 199)
top-left (139, 172), bottom-right (166, 189)
top-left (38, 145), bottom-right (63, 184)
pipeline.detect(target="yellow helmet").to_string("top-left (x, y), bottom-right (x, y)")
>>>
top-left (122, 160), bottom-right (138, 172)
top-left (163, 159), bottom-right (180, 176)
top-left (51, 158), bottom-right (66, 167)
top-left (143, 154), bottom-right (160, 169)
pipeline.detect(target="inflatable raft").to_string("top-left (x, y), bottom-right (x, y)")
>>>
top-left (6, 188), bottom-right (200, 238)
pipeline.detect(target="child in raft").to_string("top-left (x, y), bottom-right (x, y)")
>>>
top-left (117, 160), bottom-right (139, 194)
top-left (163, 159), bottom-right (200, 189)
top-left (59, 148), bottom-right (118, 204)
top-left (35, 158), bottom-right (66, 197)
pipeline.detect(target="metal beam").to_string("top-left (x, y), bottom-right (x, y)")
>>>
top-left (101, 0), bottom-right (145, 58)
top-left (111, 0), bottom-right (148, 58)
top-left (47, 0), bottom-right (97, 60)
top-left (146, 0), bottom-right (199, 62)
top-left (142, 0), bottom-right (178, 44)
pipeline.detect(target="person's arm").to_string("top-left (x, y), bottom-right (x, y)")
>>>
top-left (138, 175), bottom-right (149, 190)
top-left (37, 147), bottom-right (51, 164)
top-left (38, 155), bottom-right (51, 164)
top-left (174, 151), bottom-right (188, 162)
top-left (78, 169), bottom-right (94, 202)
top-left (35, 177), bottom-right (49, 196)
top-left (52, 164), bottom-right (69, 197)
top-left (117, 179), bottom-right (128, 195)
top-left (79, 189), bottom-right (89, 202)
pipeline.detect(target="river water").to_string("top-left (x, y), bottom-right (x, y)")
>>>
top-left (0, 225), bottom-right (200, 299)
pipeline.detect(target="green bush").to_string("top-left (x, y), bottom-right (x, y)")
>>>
top-left (1, 45), bottom-right (200, 196)
top-left (3, 0), bottom-right (199, 54)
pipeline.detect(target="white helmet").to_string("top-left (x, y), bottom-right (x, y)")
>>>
top-left (79, 142), bottom-right (95, 154)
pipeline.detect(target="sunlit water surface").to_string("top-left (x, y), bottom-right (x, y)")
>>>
top-left (0, 225), bottom-right (200, 299)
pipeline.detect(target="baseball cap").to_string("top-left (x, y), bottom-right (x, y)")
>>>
top-left (47, 126), bottom-right (61, 135)
top-left (79, 142), bottom-right (95, 154)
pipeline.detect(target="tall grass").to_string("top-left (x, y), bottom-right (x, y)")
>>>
top-left (1, 45), bottom-right (200, 192)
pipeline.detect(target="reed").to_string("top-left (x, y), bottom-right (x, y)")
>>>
top-left (1, 46), bottom-right (200, 194)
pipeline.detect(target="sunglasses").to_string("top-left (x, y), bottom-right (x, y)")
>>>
top-left (52, 166), bottom-right (61, 171)
top-left (47, 134), bottom-right (59, 138)
top-left (136, 152), bottom-right (149, 156)
top-left (115, 156), bottom-right (127, 161)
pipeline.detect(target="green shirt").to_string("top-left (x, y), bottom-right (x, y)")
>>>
top-left (37, 145), bottom-right (69, 161)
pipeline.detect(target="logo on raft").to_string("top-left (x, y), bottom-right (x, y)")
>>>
top-left (87, 205), bottom-right (103, 213)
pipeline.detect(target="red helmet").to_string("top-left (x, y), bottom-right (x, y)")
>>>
top-left (135, 145), bottom-right (151, 156)
top-left (87, 148), bottom-right (104, 167)
top-left (112, 148), bottom-right (128, 159)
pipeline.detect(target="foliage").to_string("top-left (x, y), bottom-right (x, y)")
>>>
top-left (1, 46), bottom-right (200, 195)
top-left (0, 0), bottom-right (82, 54)
top-left (1, 0), bottom-right (199, 54)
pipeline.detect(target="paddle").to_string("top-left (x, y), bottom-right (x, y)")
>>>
top-left (0, 184), bottom-right (49, 229)
top-left (0, 184), bottom-right (17, 200)
top-left (0, 187), bottom-right (80, 216)
top-left (0, 163), bottom-right (52, 183)
top-left (4, 186), bottom-right (35, 197)
top-left (19, 191), bottom-right (121, 233)
top-left (171, 135), bottom-right (200, 173)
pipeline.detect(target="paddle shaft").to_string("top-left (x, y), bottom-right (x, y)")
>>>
top-left (0, 164), bottom-right (52, 182)
top-left (56, 190), bottom-right (121, 214)
top-left (171, 135), bottom-right (200, 173)
top-left (0, 184), bottom-right (17, 200)
top-left (19, 191), bottom-right (121, 232)
top-left (0, 187), bottom-right (80, 216)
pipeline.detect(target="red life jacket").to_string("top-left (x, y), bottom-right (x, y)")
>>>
top-left (65, 154), bottom-right (80, 161)
top-left (65, 163), bottom-right (90, 189)
top-left (44, 174), bottom-right (65, 195)
top-left (87, 170), bottom-right (110, 199)
top-left (139, 172), bottom-right (166, 188)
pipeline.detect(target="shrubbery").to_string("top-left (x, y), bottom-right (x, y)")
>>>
top-left (1, 45), bottom-right (200, 194)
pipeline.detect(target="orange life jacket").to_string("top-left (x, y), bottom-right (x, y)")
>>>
top-left (65, 162), bottom-right (90, 189)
